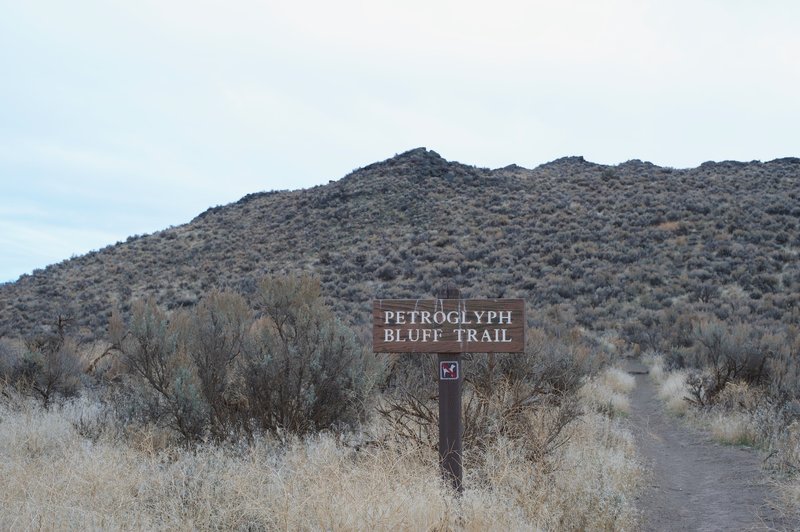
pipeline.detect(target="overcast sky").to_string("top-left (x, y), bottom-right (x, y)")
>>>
top-left (1, 0), bottom-right (798, 282)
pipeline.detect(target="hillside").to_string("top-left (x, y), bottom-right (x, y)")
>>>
top-left (1, 148), bottom-right (798, 342)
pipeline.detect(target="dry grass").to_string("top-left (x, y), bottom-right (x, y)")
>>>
top-left (764, 418), bottom-right (800, 522)
top-left (0, 390), bottom-right (643, 531)
top-left (655, 221), bottom-right (681, 231)
top-left (772, 423), bottom-right (800, 518)
top-left (642, 353), bottom-right (690, 416)
top-left (775, 479), bottom-right (800, 519)
top-left (578, 366), bottom-right (636, 416)
top-left (641, 351), bottom-right (665, 384)
top-left (708, 412), bottom-right (757, 446)
top-left (657, 372), bottom-right (691, 417)
top-left (603, 367), bottom-right (636, 395)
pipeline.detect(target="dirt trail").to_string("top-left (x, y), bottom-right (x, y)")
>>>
top-left (627, 362), bottom-right (795, 531)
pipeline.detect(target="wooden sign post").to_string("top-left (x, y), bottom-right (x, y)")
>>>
top-left (373, 290), bottom-right (525, 493)
top-left (437, 285), bottom-right (463, 492)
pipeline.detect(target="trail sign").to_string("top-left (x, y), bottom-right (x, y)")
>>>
top-left (373, 293), bottom-right (526, 493)
top-left (373, 298), bottom-right (525, 353)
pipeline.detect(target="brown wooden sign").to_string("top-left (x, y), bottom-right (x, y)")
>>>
top-left (373, 299), bottom-right (525, 353)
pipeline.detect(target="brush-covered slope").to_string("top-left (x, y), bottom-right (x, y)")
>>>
top-left (1, 148), bottom-right (798, 341)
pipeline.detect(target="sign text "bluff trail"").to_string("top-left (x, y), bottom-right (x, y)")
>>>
top-left (373, 299), bottom-right (525, 353)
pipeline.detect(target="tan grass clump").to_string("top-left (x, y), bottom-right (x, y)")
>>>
top-left (709, 412), bottom-right (757, 446)
top-left (774, 478), bottom-right (800, 518)
top-left (642, 352), bottom-right (690, 415)
top-left (771, 423), bottom-right (800, 518)
top-left (603, 367), bottom-right (636, 394)
top-left (642, 352), bottom-right (666, 384)
top-left (657, 371), bottom-right (691, 416)
top-left (530, 412), bottom-right (643, 529)
top-left (578, 367), bottom-right (635, 416)
top-left (713, 381), bottom-right (763, 413)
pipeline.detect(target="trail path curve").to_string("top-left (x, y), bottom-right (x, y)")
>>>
top-left (627, 362), bottom-right (795, 531)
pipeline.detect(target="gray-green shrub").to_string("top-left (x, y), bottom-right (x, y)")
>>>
top-left (0, 318), bottom-right (82, 409)
top-left (113, 276), bottom-right (382, 441)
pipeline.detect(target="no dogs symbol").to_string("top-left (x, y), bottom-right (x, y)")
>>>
top-left (440, 361), bottom-right (459, 380)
